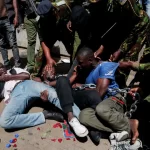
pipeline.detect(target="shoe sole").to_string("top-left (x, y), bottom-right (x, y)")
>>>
top-left (75, 129), bottom-right (89, 138)
top-left (129, 139), bottom-right (142, 150)
top-left (110, 139), bottom-right (142, 150)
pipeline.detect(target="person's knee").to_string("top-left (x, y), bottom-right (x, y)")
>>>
top-left (79, 109), bottom-right (91, 126)
top-left (0, 116), bottom-right (12, 129)
top-left (96, 103), bottom-right (109, 119)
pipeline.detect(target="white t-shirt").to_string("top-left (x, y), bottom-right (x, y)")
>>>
top-left (4, 68), bottom-right (29, 104)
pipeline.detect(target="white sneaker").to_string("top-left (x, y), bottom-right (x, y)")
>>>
top-left (110, 138), bottom-right (142, 150)
top-left (110, 131), bottom-right (129, 142)
top-left (69, 117), bottom-right (89, 137)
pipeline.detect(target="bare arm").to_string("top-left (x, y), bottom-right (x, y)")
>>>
top-left (94, 45), bottom-right (104, 58)
top-left (96, 78), bottom-right (110, 99)
top-left (119, 61), bottom-right (141, 71)
top-left (44, 73), bottom-right (78, 87)
top-left (119, 61), bottom-right (133, 69)
top-left (47, 80), bottom-right (56, 87)
top-left (41, 42), bottom-right (52, 63)
top-left (13, 0), bottom-right (18, 17)
top-left (69, 71), bottom-right (78, 84)
top-left (0, 73), bottom-right (30, 82)
top-left (41, 42), bottom-right (56, 71)
top-left (12, 0), bottom-right (19, 27)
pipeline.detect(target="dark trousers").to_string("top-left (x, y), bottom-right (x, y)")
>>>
top-left (56, 76), bottom-right (102, 114)
top-left (0, 17), bottom-right (20, 65)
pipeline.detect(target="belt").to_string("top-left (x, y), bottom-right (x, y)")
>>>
top-left (111, 93), bottom-right (126, 105)
top-left (111, 96), bottom-right (125, 105)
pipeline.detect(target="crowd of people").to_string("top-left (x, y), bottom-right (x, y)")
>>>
top-left (1, 0), bottom-right (150, 149)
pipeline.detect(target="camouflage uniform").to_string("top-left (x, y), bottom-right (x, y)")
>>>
top-left (130, 46), bottom-right (150, 101)
top-left (107, 0), bottom-right (150, 86)
top-left (108, 0), bottom-right (150, 61)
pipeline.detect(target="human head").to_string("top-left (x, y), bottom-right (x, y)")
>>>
top-left (42, 66), bottom-right (56, 81)
top-left (37, 0), bottom-right (53, 18)
top-left (76, 47), bottom-right (94, 69)
top-left (0, 63), bottom-right (6, 76)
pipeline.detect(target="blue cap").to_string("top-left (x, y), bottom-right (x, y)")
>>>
top-left (37, 0), bottom-right (53, 16)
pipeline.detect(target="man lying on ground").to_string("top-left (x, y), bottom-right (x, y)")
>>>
top-left (0, 63), bottom-right (88, 137)
top-left (34, 65), bottom-right (102, 137)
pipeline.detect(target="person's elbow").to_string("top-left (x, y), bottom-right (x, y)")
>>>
top-left (23, 73), bottom-right (30, 80)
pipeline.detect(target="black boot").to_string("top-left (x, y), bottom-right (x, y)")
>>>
top-left (89, 130), bottom-right (102, 145)
top-left (43, 110), bottom-right (64, 122)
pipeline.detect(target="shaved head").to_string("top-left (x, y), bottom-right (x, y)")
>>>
top-left (76, 47), bottom-right (94, 69)
top-left (77, 47), bottom-right (94, 59)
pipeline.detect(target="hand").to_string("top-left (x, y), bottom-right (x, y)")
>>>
top-left (0, 74), bottom-right (10, 81)
top-left (129, 61), bottom-right (139, 71)
top-left (0, 68), bottom-right (7, 76)
top-left (72, 83), bottom-right (82, 89)
top-left (46, 59), bottom-right (56, 70)
top-left (42, 59), bottom-right (56, 76)
top-left (109, 50), bottom-right (122, 62)
top-left (67, 21), bottom-right (72, 32)
top-left (40, 90), bottom-right (49, 102)
top-left (128, 87), bottom-right (140, 97)
top-left (73, 65), bottom-right (81, 75)
top-left (13, 16), bottom-right (18, 27)
top-left (94, 45), bottom-right (104, 58)
top-left (94, 51), bottom-right (101, 59)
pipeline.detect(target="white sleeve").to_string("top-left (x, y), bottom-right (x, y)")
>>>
top-left (14, 68), bottom-right (30, 75)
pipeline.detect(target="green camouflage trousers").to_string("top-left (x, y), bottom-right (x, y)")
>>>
top-left (31, 46), bottom-right (44, 78)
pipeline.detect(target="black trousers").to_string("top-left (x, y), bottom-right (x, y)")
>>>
top-left (56, 76), bottom-right (102, 114)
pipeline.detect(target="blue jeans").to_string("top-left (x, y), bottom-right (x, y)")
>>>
top-left (0, 17), bottom-right (20, 65)
top-left (0, 80), bottom-right (80, 129)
